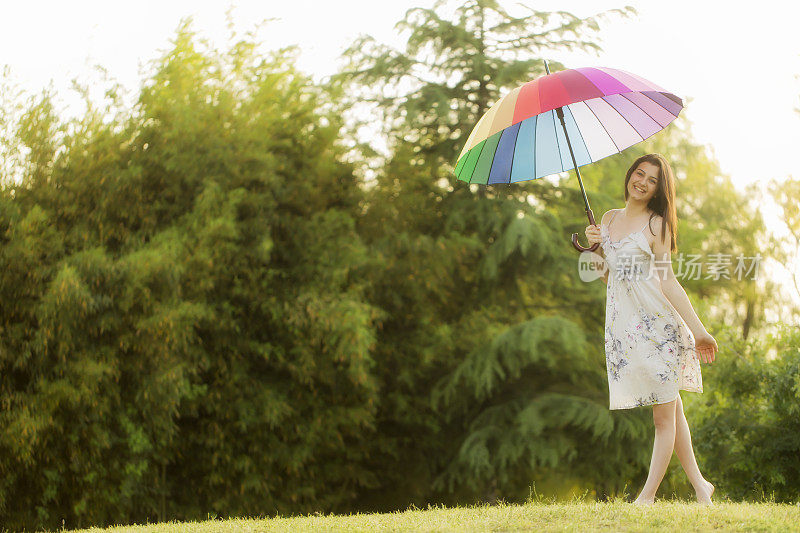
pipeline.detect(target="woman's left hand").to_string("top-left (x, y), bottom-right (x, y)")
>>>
top-left (694, 329), bottom-right (718, 363)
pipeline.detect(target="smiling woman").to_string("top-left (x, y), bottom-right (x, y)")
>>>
top-left (585, 152), bottom-right (719, 505)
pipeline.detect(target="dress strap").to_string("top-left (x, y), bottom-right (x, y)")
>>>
top-left (639, 216), bottom-right (652, 234)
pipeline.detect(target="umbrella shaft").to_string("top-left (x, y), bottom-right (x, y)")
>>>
top-left (556, 107), bottom-right (594, 223)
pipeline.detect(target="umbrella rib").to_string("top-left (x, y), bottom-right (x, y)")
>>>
top-left (468, 138), bottom-right (489, 185)
top-left (602, 95), bottom-right (645, 143)
top-left (621, 93), bottom-right (661, 126)
top-left (564, 105), bottom-right (591, 166)
top-left (582, 100), bottom-right (621, 153)
top-left (551, 110), bottom-right (565, 173)
top-left (507, 120), bottom-right (523, 184)
top-left (639, 91), bottom-right (679, 120)
top-left (535, 114), bottom-right (540, 179)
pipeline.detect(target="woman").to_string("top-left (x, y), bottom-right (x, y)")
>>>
top-left (584, 153), bottom-right (719, 505)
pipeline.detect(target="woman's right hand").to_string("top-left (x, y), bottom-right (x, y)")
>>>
top-left (694, 329), bottom-right (718, 363)
top-left (585, 224), bottom-right (602, 246)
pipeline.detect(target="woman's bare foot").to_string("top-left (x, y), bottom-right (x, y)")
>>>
top-left (695, 479), bottom-right (714, 504)
top-left (633, 493), bottom-right (654, 505)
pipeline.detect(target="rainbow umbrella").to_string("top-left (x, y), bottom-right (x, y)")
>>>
top-left (454, 62), bottom-right (683, 252)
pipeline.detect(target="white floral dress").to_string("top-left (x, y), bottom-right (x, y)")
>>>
top-left (601, 210), bottom-right (702, 410)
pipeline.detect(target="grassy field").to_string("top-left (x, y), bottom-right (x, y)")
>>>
top-left (71, 498), bottom-right (800, 532)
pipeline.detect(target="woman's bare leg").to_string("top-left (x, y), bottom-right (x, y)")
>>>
top-left (634, 397), bottom-right (677, 504)
top-left (674, 393), bottom-right (714, 503)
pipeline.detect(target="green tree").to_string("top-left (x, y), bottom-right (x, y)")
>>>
top-left (0, 22), bottom-right (382, 529)
top-left (332, 0), bottom-right (655, 506)
top-left (335, 0), bottom-right (633, 169)
top-left (766, 176), bottom-right (800, 325)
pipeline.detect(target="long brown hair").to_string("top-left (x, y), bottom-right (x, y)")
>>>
top-left (624, 153), bottom-right (678, 252)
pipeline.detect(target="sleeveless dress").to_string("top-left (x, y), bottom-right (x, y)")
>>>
top-left (601, 210), bottom-right (702, 410)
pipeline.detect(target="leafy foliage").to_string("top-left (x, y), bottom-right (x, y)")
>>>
top-left (692, 324), bottom-right (800, 503)
top-left (0, 21), bottom-right (381, 530)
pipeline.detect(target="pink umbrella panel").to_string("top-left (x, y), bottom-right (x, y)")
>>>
top-left (454, 66), bottom-right (683, 185)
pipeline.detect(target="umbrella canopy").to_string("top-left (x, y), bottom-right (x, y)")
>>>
top-left (455, 67), bottom-right (683, 185)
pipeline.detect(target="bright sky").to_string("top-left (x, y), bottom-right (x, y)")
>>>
top-left (2, 0), bottom-right (799, 316)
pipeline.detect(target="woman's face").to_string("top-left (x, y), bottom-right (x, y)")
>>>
top-left (628, 161), bottom-right (660, 202)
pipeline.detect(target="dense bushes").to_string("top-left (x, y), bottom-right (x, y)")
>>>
top-left (0, 25), bottom-right (381, 529)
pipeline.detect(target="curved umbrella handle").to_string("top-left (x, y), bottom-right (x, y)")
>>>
top-left (572, 233), bottom-right (599, 252)
top-left (571, 208), bottom-right (600, 253)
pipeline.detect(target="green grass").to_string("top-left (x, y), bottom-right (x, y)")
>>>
top-left (70, 499), bottom-right (800, 532)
